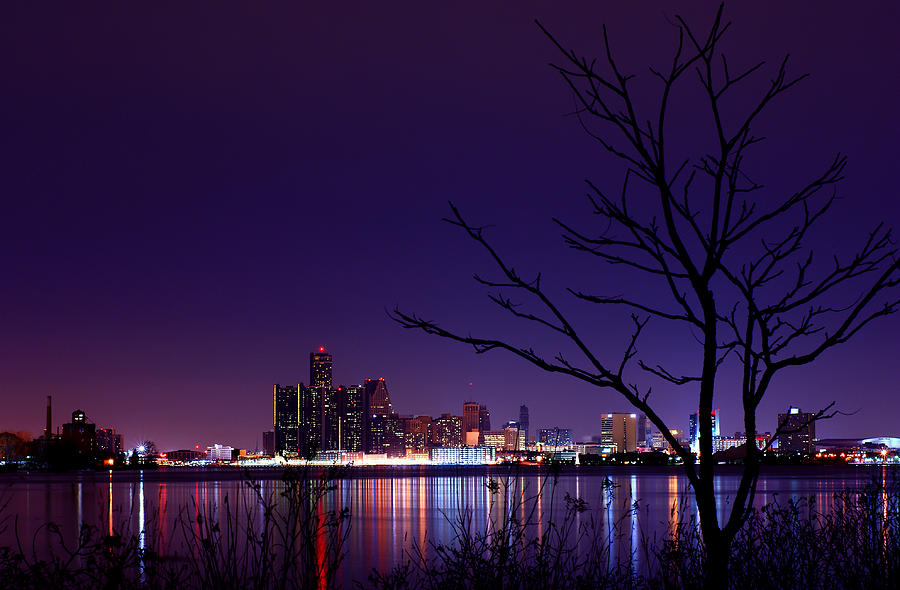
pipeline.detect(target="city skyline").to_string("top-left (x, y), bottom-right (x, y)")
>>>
top-left (3, 2), bottom-right (899, 450)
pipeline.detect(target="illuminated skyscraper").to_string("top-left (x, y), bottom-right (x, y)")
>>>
top-left (338, 385), bottom-right (366, 452)
top-left (299, 384), bottom-right (321, 456)
top-left (320, 386), bottom-right (340, 451)
top-left (538, 427), bottom-right (573, 448)
top-left (432, 414), bottom-right (462, 448)
top-left (689, 409), bottom-right (720, 454)
top-left (310, 348), bottom-right (333, 389)
top-left (365, 378), bottom-right (392, 453)
top-left (599, 413), bottom-right (641, 453)
top-left (273, 384), bottom-right (299, 456)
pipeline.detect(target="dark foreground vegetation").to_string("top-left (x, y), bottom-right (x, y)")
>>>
top-left (0, 467), bottom-right (898, 590)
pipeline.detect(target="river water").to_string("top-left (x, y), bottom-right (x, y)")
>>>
top-left (0, 465), bottom-right (892, 584)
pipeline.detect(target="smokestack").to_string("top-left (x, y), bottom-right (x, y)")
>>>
top-left (45, 395), bottom-right (52, 438)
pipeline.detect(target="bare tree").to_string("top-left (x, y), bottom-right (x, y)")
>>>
top-left (393, 5), bottom-right (900, 586)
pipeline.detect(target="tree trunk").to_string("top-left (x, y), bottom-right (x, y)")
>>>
top-left (703, 527), bottom-right (731, 589)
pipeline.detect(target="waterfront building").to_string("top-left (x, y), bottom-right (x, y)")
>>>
top-left (404, 415), bottom-right (431, 451)
top-left (338, 385), bottom-right (366, 452)
top-left (462, 402), bottom-right (480, 437)
top-left (262, 431), bottom-right (274, 456)
top-left (432, 414), bottom-right (462, 447)
top-left (689, 409), bottom-right (721, 454)
top-left (96, 427), bottom-right (123, 456)
top-left (299, 384), bottom-right (322, 456)
top-left (482, 430), bottom-right (506, 450)
top-left (430, 446), bottom-right (495, 465)
top-left (320, 386), bottom-right (340, 451)
top-left (206, 444), bottom-right (234, 462)
top-left (166, 449), bottom-right (204, 462)
top-left (61, 410), bottom-right (96, 455)
top-left (599, 413), bottom-right (644, 453)
top-left (365, 378), bottom-right (392, 453)
top-left (310, 348), bottom-right (333, 389)
top-left (777, 407), bottom-right (816, 454)
top-left (538, 427), bottom-right (573, 448)
top-left (519, 404), bottom-right (529, 448)
top-left (478, 404), bottom-right (491, 432)
top-left (273, 384), bottom-right (300, 456)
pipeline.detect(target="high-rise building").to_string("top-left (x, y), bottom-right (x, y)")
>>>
top-left (274, 384), bottom-right (300, 456)
top-left (519, 405), bottom-right (530, 448)
top-left (689, 409), bottom-right (720, 454)
top-left (462, 402), bottom-right (480, 435)
top-left (61, 409), bottom-right (96, 455)
top-left (320, 386), bottom-right (340, 451)
top-left (96, 427), bottom-right (123, 456)
top-left (403, 415), bottom-right (432, 451)
top-left (310, 348), bottom-right (333, 390)
top-left (432, 414), bottom-right (462, 448)
top-left (599, 413), bottom-right (643, 453)
top-left (299, 384), bottom-right (321, 456)
top-left (777, 407), bottom-right (816, 454)
top-left (365, 378), bottom-right (392, 453)
top-left (538, 427), bottom-right (573, 448)
top-left (338, 385), bottom-right (366, 452)
top-left (262, 431), bottom-right (275, 456)
top-left (478, 405), bottom-right (491, 432)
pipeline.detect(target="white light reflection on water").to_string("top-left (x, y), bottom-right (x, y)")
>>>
top-left (0, 466), bottom-right (895, 584)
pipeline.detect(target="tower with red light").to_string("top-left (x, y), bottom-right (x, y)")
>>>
top-left (310, 347), bottom-right (333, 390)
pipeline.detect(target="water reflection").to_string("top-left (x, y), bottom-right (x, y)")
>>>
top-left (0, 466), bottom-right (895, 583)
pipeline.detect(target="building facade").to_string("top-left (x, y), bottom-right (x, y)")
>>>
top-left (777, 407), bottom-right (816, 454)
top-left (273, 384), bottom-right (299, 456)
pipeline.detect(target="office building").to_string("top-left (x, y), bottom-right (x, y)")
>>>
top-left (538, 427), bottom-right (573, 448)
top-left (338, 385), bottom-right (366, 452)
top-left (430, 446), bottom-right (495, 465)
top-left (96, 427), bottom-right (123, 456)
top-left (207, 444), bottom-right (234, 462)
top-left (777, 407), bottom-right (816, 454)
top-left (599, 413), bottom-right (643, 453)
top-left (310, 348), bottom-right (333, 389)
top-left (519, 405), bottom-right (529, 448)
top-left (365, 378), bottom-right (392, 453)
top-left (462, 402), bottom-right (480, 435)
top-left (432, 414), bottom-right (462, 447)
top-left (320, 386), bottom-right (340, 451)
top-left (299, 384), bottom-right (321, 456)
top-left (403, 415), bottom-right (432, 451)
top-left (262, 431), bottom-right (275, 456)
top-left (478, 404), bottom-right (491, 432)
top-left (689, 409), bottom-right (720, 454)
top-left (61, 409), bottom-right (96, 455)
top-left (273, 384), bottom-right (300, 456)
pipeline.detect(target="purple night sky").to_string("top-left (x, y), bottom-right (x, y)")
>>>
top-left (2, 2), bottom-right (898, 451)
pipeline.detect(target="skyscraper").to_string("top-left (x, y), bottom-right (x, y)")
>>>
top-left (478, 404), bottom-right (491, 432)
top-left (599, 413), bottom-right (641, 453)
top-left (777, 407), bottom-right (816, 454)
top-left (273, 384), bottom-right (299, 456)
top-left (320, 386), bottom-right (340, 451)
top-left (365, 378), bottom-right (392, 453)
top-left (299, 384), bottom-right (321, 456)
top-left (462, 402), bottom-right (480, 434)
top-left (338, 385), bottom-right (366, 452)
top-left (310, 348), bottom-right (333, 389)
top-left (689, 409), bottom-right (720, 454)
top-left (519, 404), bottom-right (530, 446)
top-left (432, 414), bottom-right (462, 448)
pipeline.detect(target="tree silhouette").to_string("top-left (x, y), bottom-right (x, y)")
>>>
top-left (393, 5), bottom-right (900, 585)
